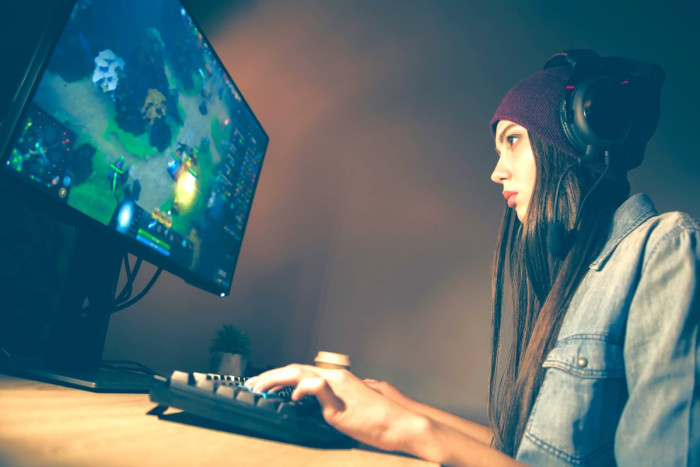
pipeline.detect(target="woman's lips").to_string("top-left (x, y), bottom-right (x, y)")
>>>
top-left (503, 191), bottom-right (517, 208)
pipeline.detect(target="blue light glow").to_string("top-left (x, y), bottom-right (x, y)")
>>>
top-left (116, 201), bottom-right (134, 233)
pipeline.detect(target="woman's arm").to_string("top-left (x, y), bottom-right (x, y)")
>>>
top-left (615, 222), bottom-right (700, 465)
top-left (247, 364), bottom-right (519, 466)
top-left (363, 378), bottom-right (493, 446)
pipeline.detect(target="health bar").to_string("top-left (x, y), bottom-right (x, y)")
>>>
top-left (137, 228), bottom-right (171, 251)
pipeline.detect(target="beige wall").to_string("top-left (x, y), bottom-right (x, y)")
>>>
top-left (103, 0), bottom-right (700, 421)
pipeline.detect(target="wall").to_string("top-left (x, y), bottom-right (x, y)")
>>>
top-left (96, 0), bottom-right (700, 421)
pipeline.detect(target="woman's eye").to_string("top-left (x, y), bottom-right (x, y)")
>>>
top-left (505, 134), bottom-right (520, 147)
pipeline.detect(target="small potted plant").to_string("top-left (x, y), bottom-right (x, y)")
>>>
top-left (209, 324), bottom-right (250, 376)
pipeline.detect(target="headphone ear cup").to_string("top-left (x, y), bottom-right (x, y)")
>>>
top-left (560, 76), bottom-right (634, 162)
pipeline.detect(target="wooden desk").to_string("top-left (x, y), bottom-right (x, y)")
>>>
top-left (0, 374), bottom-right (435, 466)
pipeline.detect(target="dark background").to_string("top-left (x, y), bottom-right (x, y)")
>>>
top-left (1, 0), bottom-right (698, 421)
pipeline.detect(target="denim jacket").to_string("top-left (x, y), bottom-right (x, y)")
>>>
top-left (516, 193), bottom-right (700, 466)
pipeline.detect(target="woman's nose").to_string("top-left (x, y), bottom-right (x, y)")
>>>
top-left (491, 158), bottom-right (510, 184)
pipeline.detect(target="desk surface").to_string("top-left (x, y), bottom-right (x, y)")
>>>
top-left (0, 374), bottom-right (435, 467)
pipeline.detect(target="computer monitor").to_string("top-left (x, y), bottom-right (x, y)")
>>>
top-left (0, 0), bottom-right (268, 391)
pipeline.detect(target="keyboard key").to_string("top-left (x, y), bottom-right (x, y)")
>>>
top-left (191, 372), bottom-right (210, 386)
top-left (170, 371), bottom-right (189, 386)
top-left (235, 389), bottom-right (258, 405)
top-left (278, 401), bottom-right (299, 418)
top-left (215, 385), bottom-right (236, 399)
top-left (256, 397), bottom-right (282, 411)
top-left (192, 372), bottom-right (215, 392)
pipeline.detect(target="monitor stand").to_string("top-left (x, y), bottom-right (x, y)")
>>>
top-left (1, 227), bottom-right (153, 393)
top-left (4, 361), bottom-right (153, 393)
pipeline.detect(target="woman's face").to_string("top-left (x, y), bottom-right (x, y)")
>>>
top-left (491, 120), bottom-right (536, 223)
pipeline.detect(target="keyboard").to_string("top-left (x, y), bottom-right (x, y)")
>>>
top-left (148, 370), bottom-right (354, 447)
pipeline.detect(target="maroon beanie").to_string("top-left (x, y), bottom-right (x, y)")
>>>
top-left (490, 66), bottom-right (578, 158)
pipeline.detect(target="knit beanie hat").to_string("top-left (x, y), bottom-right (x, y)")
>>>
top-left (490, 56), bottom-right (664, 171)
top-left (491, 66), bottom-right (578, 157)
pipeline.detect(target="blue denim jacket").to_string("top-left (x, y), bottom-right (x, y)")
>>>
top-left (516, 193), bottom-right (700, 466)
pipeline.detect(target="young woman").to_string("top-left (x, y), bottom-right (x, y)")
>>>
top-left (245, 50), bottom-right (700, 466)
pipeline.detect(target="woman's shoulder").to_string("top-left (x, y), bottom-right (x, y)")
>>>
top-left (630, 200), bottom-right (700, 263)
top-left (647, 208), bottom-right (699, 233)
top-left (618, 192), bottom-right (699, 237)
top-left (558, 194), bottom-right (699, 339)
top-left (591, 193), bottom-right (700, 270)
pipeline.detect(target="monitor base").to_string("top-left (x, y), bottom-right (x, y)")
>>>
top-left (0, 357), bottom-right (154, 393)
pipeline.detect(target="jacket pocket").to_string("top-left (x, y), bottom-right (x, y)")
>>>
top-left (520, 334), bottom-right (627, 465)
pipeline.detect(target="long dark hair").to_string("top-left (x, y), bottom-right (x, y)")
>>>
top-left (487, 133), bottom-right (630, 456)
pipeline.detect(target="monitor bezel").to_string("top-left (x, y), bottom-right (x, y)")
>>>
top-left (0, 0), bottom-right (269, 296)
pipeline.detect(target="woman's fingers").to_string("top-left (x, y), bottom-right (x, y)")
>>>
top-left (245, 364), bottom-right (320, 393)
top-left (292, 376), bottom-right (346, 412)
top-left (243, 376), bottom-right (259, 387)
top-left (244, 364), bottom-right (422, 453)
top-left (246, 365), bottom-right (351, 411)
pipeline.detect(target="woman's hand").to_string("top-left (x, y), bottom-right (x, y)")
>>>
top-left (246, 365), bottom-right (517, 466)
top-left (365, 378), bottom-right (494, 447)
top-left (363, 378), bottom-right (419, 410)
top-left (245, 364), bottom-right (430, 453)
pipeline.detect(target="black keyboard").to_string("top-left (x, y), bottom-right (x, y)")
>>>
top-left (148, 371), bottom-right (354, 446)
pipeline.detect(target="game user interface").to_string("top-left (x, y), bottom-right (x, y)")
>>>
top-left (2, 0), bottom-right (268, 294)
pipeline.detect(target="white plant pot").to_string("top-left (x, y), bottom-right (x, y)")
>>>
top-left (212, 352), bottom-right (247, 376)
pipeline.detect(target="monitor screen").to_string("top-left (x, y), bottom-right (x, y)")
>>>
top-left (1, 0), bottom-right (268, 296)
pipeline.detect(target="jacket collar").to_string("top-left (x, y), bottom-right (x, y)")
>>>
top-left (589, 193), bottom-right (658, 271)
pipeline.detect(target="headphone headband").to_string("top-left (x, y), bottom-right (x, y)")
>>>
top-left (543, 49), bottom-right (601, 70)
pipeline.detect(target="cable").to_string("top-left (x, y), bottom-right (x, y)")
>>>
top-left (547, 151), bottom-right (611, 257)
top-left (115, 254), bottom-right (143, 305)
top-left (571, 151), bottom-right (610, 232)
top-left (552, 159), bottom-right (580, 222)
top-left (113, 266), bottom-right (163, 312)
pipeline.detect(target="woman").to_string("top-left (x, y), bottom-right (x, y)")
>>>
top-left (246, 50), bottom-right (700, 466)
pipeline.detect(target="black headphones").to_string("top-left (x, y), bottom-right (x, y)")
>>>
top-left (542, 49), bottom-right (665, 257)
top-left (543, 49), bottom-right (638, 165)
